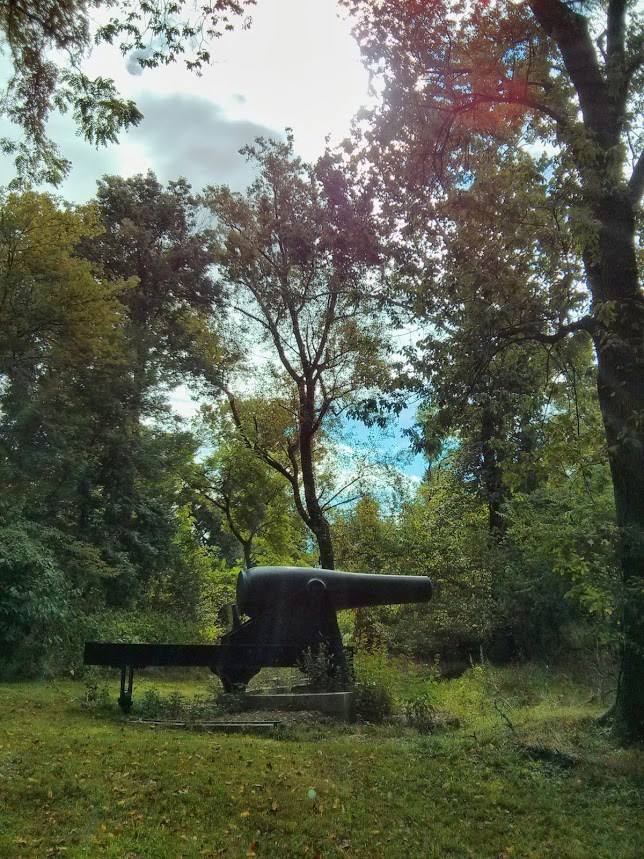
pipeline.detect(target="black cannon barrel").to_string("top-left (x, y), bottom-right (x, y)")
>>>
top-left (236, 566), bottom-right (432, 617)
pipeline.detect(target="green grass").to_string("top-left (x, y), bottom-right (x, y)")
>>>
top-left (0, 663), bottom-right (641, 858)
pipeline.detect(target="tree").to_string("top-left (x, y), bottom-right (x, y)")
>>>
top-left (81, 172), bottom-right (223, 397)
top-left (0, 519), bottom-right (74, 678)
top-left (0, 189), bottom-right (126, 526)
top-left (345, 0), bottom-right (644, 740)
top-left (196, 427), bottom-right (304, 569)
top-left (204, 136), bottom-right (389, 568)
top-left (0, 189), bottom-right (133, 634)
top-left (0, 189), bottom-right (216, 613)
top-left (0, 0), bottom-right (255, 185)
top-left (72, 172), bottom-right (227, 605)
top-left (398, 143), bottom-right (590, 533)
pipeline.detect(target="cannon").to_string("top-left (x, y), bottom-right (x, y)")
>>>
top-left (84, 566), bottom-right (432, 711)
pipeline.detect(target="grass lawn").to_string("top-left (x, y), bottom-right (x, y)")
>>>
top-left (0, 662), bottom-right (641, 858)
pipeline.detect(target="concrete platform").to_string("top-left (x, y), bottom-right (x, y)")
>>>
top-left (137, 719), bottom-right (280, 734)
top-left (219, 688), bottom-right (357, 721)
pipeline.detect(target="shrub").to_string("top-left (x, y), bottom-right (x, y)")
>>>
top-left (403, 692), bottom-right (438, 734)
top-left (82, 676), bottom-right (113, 711)
top-left (298, 645), bottom-right (353, 692)
top-left (354, 681), bottom-right (394, 723)
top-left (0, 521), bottom-right (77, 679)
top-left (134, 688), bottom-right (222, 722)
top-left (84, 609), bottom-right (204, 645)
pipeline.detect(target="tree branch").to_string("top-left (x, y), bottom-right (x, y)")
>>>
top-left (529, 0), bottom-right (617, 145)
top-left (321, 494), bottom-right (363, 513)
top-left (224, 386), bottom-right (300, 493)
top-left (449, 90), bottom-right (567, 127)
top-left (606, 0), bottom-right (627, 69)
top-left (498, 315), bottom-right (596, 345)
top-left (319, 475), bottom-right (364, 512)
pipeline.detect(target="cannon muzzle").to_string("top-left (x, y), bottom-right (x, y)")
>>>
top-left (236, 566), bottom-right (432, 618)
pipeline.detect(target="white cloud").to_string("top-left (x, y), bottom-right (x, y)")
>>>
top-left (1, 0), bottom-right (369, 200)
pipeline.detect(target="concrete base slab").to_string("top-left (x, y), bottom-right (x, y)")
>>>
top-left (219, 689), bottom-right (357, 721)
top-left (137, 719), bottom-right (279, 734)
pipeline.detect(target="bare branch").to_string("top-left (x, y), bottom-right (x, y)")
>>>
top-left (320, 475), bottom-right (364, 512)
top-left (321, 494), bottom-right (363, 513)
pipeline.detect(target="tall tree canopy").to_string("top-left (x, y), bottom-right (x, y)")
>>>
top-left (0, 190), bottom-right (125, 524)
top-left (0, 188), bottom-right (217, 613)
top-left (81, 171), bottom-right (223, 397)
top-left (204, 136), bottom-right (389, 568)
top-left (345, 0), bottom-right (643, 739)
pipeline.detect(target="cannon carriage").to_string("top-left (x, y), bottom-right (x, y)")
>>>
top-left (84, 565), bottom-right (432, 711)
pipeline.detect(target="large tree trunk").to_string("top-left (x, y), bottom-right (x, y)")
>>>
top-left (589, 191), bottom-right (644, 742)
top-left (528, 0), bottom-right (643, 742)
top-left (310, 515), bottom-right (335, 570)
top-left (596, 338), bottom-right (644, 742)
top-left (300, 402), bottom-right (335, 570)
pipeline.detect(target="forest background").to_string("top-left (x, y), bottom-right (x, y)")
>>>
top-left (0, 0), bottom-right (641, 742)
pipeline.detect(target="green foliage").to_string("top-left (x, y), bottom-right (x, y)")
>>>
top-left (297, 645), bottom-right (353, 693)
top-left (196, 561), bottom-right (239, 642)
top-left (0, 188), bottom-right (232, 674)
top-left (403, 692), bottom-right (439, 734)
top-left (82, 676), bottom-right (112, 712)
top-left (84, 609), bottom-right (203, 647)
top-left (332, 495), bottom-right (398, 574)
top-left (336, 436), bottom-right (619, 667)
top-left (82, 172), bottom-right (223, 388)
top-left (498, 466), bottom-right (620, 656)
top-left (82, 685), bottom-right (226, 722)
top-left (353, 682), bottom-right (394, 724)
top-left (0, 520), bottom-right (75, 678)
top-left (194, 417), bottom-right (309, 568)
top-left (335, 474), bottom-right (495, 662)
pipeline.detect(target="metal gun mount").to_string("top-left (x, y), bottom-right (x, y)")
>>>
top-left (84, 566), bottom-right (432, 711)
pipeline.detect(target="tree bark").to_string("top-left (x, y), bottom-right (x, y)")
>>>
top-left (530, 0), bottom-right (643, 741)
top-left (588, 192), bottom-right (644, 742)
top-left (299, 395), bottom-right (335, 569)
top-left (241, 539), bottom-right (254, 571)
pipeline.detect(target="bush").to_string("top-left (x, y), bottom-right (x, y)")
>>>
top-left (0, 521), bottom-right (77, 679)
top-left (133, 688), bottom-right (222, 722)
top-left (82, 675), bottom-right (113, 711)
top-left (84, 609), bottom-right (204, 645)
top-left (298, 645), bottom-right (353, 692)
top-left (354, 681), bottom-right (394, 723)
top-left (403, 692), bottom-right (438, 734)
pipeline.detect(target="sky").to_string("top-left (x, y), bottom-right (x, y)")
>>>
top-left (1, 0), bottom-right (370, 200)
top-left (0, 0), bottom-right (426, 481)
